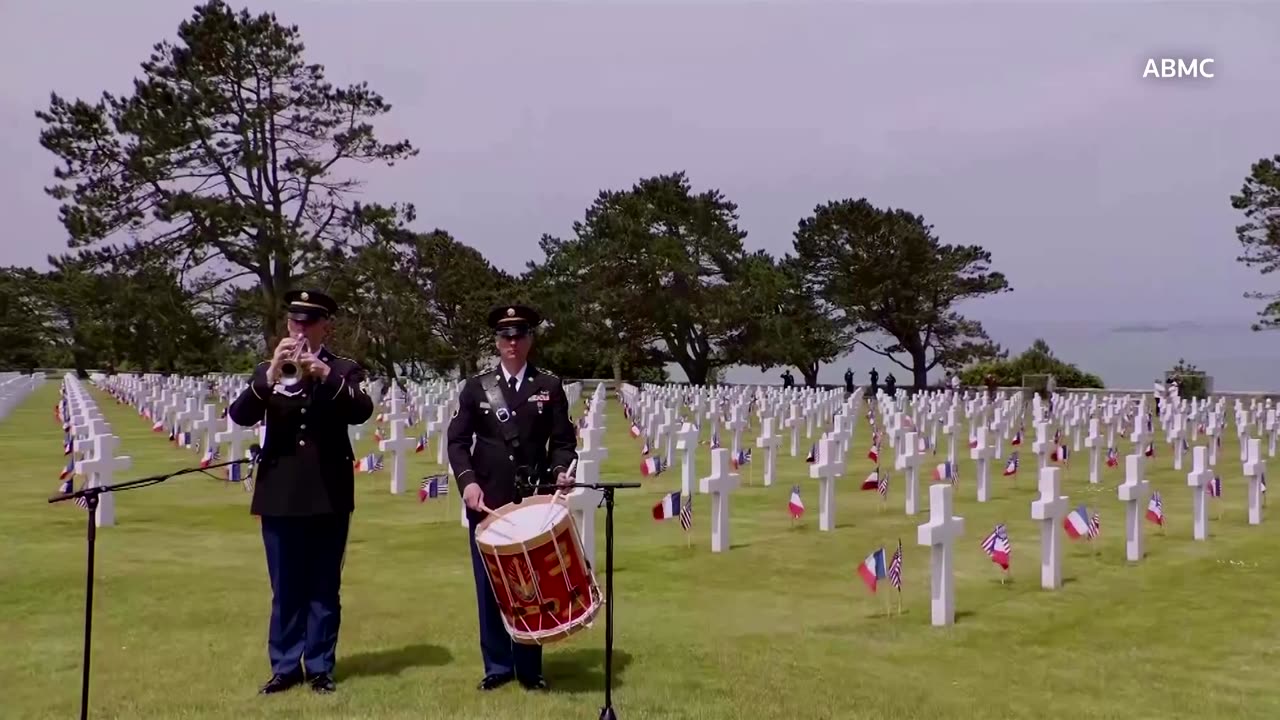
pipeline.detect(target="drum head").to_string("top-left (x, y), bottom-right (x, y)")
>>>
top-left (475, 495), bottom-right (569, 547)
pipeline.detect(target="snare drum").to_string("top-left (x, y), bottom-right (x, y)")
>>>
top-left (474, 495), bottom-right (602, 645)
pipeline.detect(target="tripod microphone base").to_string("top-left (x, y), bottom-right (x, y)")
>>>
top-left (599, 706), bottom-right (618, 720)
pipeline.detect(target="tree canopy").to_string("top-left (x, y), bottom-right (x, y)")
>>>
top-left (37, 0), bottom-right (416, 347)
top-left (958, 339), bottom-right (1103, 389)
top-left (792, 198), bottom-right (1010, 388)
top-left (16, 1), bottom-right (1037, 388)
top-left (1229, 154), bottom-right (1280, 330)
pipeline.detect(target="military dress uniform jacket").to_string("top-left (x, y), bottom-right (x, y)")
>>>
top-left (447, 365), bottom-right (578, 524)
top-left (228, 347), bottom-right (374, 517)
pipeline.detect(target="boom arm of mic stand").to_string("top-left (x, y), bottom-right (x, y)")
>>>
top-left (46, 457), bottom-right (254, 504)
top-left (532, 481), bottom-right (642, 491)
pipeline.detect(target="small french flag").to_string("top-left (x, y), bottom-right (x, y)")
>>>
top-left (652, 491), bottom-right (681, 520)
top-left (788, 485), bottom-right (805, 518)
top-left (866, 445), bottom-right (878, 463)
top-left (1063, 505), bottom-right (1093, 539)
top-left (641, 456), bottom-right (666, 476)
top-left (932, 461), bottom-right (957, 483)
top-left (1003, 452), bottom-right (1019, 476)
top-left (1145, 492), bottom-right (1164, 526)
top-left (860, 471), bottom-right (879, 491)
top-left (857, 548), bottom-right (888, 592)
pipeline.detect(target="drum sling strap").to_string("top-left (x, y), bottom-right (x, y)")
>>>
top-left (480, 374), bottom-right (534, 493)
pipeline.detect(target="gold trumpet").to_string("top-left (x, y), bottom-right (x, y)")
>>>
top-left (279, 334), bottom-right (311, 387)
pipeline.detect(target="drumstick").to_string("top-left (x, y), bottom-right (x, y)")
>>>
top-left (478, 501), bottom-right (519, 528)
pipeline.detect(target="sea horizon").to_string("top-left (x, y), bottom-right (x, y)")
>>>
top-left (660, 317), bottom-right (1280, 393)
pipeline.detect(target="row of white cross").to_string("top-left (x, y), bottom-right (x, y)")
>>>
top-left (612, 382), bottom-right (1271, 626)
top-left (57, 375), bottom-right (132, 527)
top-left (34, 372), bottom-right (1274, 627)
top-left (0, 373), bottom-right (44, 421)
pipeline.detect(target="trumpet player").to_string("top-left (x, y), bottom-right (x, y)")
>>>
top-left (227, 289), bottom-right (374, 696)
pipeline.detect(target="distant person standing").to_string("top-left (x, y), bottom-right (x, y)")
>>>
top-left (984, 373), bottom-right (998, 401)
top-left (950, 373), bottom-right (960, 393)
top-left (844, 368), bottom-right (854, 394)
top-left (781, 370), bottom-right (795, 388)
top-left (869, 368), bottom-right (879, 394)
top-left (884, 373), bottom-right (897, 397)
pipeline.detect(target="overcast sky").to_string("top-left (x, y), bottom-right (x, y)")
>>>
top-left (2, 0), bottom-right (1277, 325)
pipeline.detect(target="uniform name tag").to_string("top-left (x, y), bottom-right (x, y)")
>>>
top-left (480, 402), bottom-right (491, 409)
top-left (532, 392), bottom-right (551, 402)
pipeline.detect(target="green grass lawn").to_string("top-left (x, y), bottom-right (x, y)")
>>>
top-left (3, 382), bottom-right (1280, 720)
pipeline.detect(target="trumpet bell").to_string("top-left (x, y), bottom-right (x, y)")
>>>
top-left (279, 335), bottom-right (309, 386)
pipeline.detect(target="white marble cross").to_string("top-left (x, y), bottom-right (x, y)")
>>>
top-left (808, 437), bottom-right (842, 532)
top-left (896, 430), bottom-right (926, 515)
top-left (785, 403), bottom-right (802, 457)
top-left (565, 460), bottom-right (604, 568)
top-left (699, 448), bottom-right (740, 553)
top-left (1083, 418), bottom-right (1103, 484)
top-left (379, 418), bottom-right (418, 494)
top-left (214, 414), bottom-right (256, 461)
top-left (76, 433), bottom-right (132, 528)
top-left (190, 403), bottom-right (220, 454)
top-left (1030, 466), bottom-right (1069, 590)
top-left (755, 416), bottom-right (782, 487)
top-left (969, 426), bottom-right (996, 502)
top-left (726, 404), bottom-right (748, 456)
top-left (1117, 454), bottom-right (1150, 562)
top-left (1169, 415), bottom-right (1186, 471)
top-left (1243, 437), bottom-right (1266, 526)
top-left (941, 407), bottom-right (959, 466)
top-left (1031, 421), bottom-right (1053, 473)
top-left (657, 408), bottom-right (677, 468)
top-left (1186, 445), bottom-right (1213, 541)
top-left (672, 422), bottom-right (699, 498)
top-left (916, 483), bottom-right (965, 627)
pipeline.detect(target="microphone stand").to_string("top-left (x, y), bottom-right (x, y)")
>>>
top-left (534, 480), bottom-right (640, 720)
top-left (47, 456), bottom-right (255, 720)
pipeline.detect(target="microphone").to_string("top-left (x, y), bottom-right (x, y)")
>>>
top-left (242, 443), bottom-right (263, 492)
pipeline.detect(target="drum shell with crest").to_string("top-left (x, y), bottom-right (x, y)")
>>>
top-left (473, 495), bottom-right (602, 645)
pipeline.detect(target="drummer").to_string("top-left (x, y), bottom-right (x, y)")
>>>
top-left (446, 303), bottom-right (578, 691)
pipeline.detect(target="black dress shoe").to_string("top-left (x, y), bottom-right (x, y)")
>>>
top-left (258, 672), bottom-right (304, 695)
top-left (309, 673), bottom-right (336, 694)
top-left (519, 675), bottom-right (549, 691)
top-left (477, 673), bottom-right (514, 691)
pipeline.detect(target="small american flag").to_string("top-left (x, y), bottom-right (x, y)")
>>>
top-left (419, 474), bottom-right (449, 501)
top-left (679, 497), bottom-right (692, 531)
top-left (1089, 509), bottom-right (1101, 538)
top-left (877, 470), bottom-right (889, 497)
top-left (888, 540), bottom-right (902, 590)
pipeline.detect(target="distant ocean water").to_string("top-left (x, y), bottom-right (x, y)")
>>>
top-left (664, 319), bottom-right (1280, 392)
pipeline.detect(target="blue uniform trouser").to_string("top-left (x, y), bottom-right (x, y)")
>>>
top-left (469, 518), bottom-right (543, 679)
top-left (261, 513), bottom-right (351, 676)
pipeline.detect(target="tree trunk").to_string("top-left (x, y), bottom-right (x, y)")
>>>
top-left (801, 362), bottom-right (819, 388)
top-left (681, 357), bottom-right (709, 385)
top-left (911, 347), bottom-right (929, 389)
top-left (611, 350), bottom-right (623, 383)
